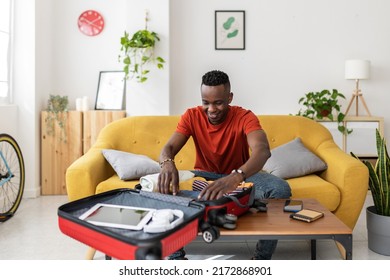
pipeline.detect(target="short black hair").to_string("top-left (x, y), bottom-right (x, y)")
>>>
top-left (202, 70), bottom-right (230, 90)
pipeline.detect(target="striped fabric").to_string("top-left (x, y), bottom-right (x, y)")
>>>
top-left (191, 180), bottom-right (247, 196)
top-left (192, 180), bottom-right (209, 192)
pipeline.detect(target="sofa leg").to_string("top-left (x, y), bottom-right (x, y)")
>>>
top-left (86, 247), bottom-right (96, 260)
top-left (335, 241), bottom-right (347, 260)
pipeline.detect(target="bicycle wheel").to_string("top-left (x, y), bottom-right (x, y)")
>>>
top-left (0, 134), bottom-right (25, 222)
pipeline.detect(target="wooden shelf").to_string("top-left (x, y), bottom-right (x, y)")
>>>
top-left (83, 110), bottom-right (126, 153)
top-left (40, 110), bottom-right (126, 195)
top-left (41, 111), bottom-right (83, 195)
top-left (317, 116), bottom-right (384, 158)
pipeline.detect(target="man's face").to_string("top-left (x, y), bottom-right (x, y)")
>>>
top-left (201, 84), bottom-right (232, 125)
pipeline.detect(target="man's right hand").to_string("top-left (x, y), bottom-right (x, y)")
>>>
top-left (157, 162), bottom-right (179, 195)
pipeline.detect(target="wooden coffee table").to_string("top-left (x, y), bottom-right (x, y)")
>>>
top-left (215, 198), bottom-right (353, 260)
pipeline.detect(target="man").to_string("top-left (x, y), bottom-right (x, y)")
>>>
top-left (157, 70), bottom-right (291, 259)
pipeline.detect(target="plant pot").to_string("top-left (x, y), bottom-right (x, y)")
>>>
top-left (319, 109), bottom-right (330, 117)
top-left (366, 205), bottom-right (390, 256)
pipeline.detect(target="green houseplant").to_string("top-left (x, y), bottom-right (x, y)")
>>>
top-left (118, 14), bottom-right (165, 83)
top-left (351, 129), bottom-right (390, 255)
top-left (352, 129), bottom-right (390, 216)
top-left (296, 89), bottom-right (351, 135)
top-left (45, 94), bottom-right (69, 143)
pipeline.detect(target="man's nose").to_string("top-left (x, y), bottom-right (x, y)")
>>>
top-left (208, 104), bottom-right (217, 112)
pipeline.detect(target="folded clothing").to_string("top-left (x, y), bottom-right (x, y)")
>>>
top-left (140, 170), bottom-right (195, 192)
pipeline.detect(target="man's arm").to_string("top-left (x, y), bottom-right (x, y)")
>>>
top-left (237, 129), bottom-right (271, 178)
top-left (157, 132), bottom-right (189, 195)
top-left (199, 129), bottom-right (271, 200)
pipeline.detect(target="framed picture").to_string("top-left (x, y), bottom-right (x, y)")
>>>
top-left (95, 71), bottom-right (126, 110)
top-left (215, 10), bottom-right (245, 50)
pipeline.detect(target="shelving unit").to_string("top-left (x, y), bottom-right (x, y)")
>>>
top-left (41, 110), bottom-right (126, 195)
top-left (318, 116), bottom-right (384, 158)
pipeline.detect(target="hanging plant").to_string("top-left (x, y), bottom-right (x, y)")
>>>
top-left (45, 94), bottom-right (69, 143)
top-left (296, 89), bottom-right (352, 135)
top-left (118, 12), bottom-right (165, 83)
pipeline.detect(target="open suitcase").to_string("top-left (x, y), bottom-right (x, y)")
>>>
top-left (58, 188), bottom-right (205, 260)
top-left (178, 185), bottom-right (255, 243)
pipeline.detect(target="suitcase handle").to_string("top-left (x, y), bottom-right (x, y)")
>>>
top-left (224, 188), bottom-right (255, 208)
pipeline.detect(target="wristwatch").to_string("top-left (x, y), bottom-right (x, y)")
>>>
top-left (231, 169), bottom-right (246, 181)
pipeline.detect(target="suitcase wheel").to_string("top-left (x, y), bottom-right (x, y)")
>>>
top-left (224, 213), bottom-right (238, 222)
top-left (202, 226), bottom-right (220, 243)
top-left (136, 247), bottom-right (162, 260)
top-left (222, 222), bottom-right (236, 230)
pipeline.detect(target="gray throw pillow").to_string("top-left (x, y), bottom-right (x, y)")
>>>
top-left (263, 138), bottom-right (327, 179)
top-left (102, 149), bottom-right (160, 180)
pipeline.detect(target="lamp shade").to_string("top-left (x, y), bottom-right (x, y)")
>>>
top-left (345, 59), bottom-right (371, 80)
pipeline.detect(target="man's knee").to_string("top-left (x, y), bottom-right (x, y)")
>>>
top-left (265, 178), bottom-right (291, 199)
top-left (278, 180), bottom-right (292, 198)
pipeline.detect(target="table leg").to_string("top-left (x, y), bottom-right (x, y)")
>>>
top-left (334, 234), bottom-right (353, 260)
top-left (311, 239), bottom-right (316, 260)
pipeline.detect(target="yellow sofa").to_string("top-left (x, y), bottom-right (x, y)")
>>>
top-left (66, 115), bottom-right (368, 230)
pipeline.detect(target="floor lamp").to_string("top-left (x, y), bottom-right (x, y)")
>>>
top-left (344, 59), bottom-right (371, 116)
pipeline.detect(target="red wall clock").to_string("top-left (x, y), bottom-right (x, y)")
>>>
top-left (78, 10), bottom-right (105, 36)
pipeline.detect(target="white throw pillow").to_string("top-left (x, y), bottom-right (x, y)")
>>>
top-left (263, 138), bottom-right (327, 179)
top-left (102, 149), bottom-right (160, 180)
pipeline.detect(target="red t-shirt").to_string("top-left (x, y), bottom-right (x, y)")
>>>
top-left (176, 106), bottom-right (262, 174)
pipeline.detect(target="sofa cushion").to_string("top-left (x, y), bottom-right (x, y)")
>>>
top-left (287, 174), bottom-right (340, 211)
top-left (96, 174), bottom-right (198, 194)
top-left (263, 137), bottom-right (327, 179)
top-left (102, 149), bottom-right (160, 180)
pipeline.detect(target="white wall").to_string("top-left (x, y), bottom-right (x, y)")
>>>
top-left (12, 0), bottom-right (38, 197)
top-left (124, 0), bottom-right (170, 116)
top-left (170, 0), bottom-right (390, 120)
top-left (37, 0), bottom-right (169, 116)
top-left (8, 0), bottom-right (390, 197)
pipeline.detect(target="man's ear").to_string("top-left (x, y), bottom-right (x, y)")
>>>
top-left (228, 92), bottom-right (234, 104)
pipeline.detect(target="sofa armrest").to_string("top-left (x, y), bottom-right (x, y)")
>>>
top-left (65, 148), bottom-right (115, 201)
top-left (316, 140), bottom-right (369, 229)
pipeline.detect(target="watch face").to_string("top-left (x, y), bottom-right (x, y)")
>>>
top-left (78, 10), bottom-right (104, 36)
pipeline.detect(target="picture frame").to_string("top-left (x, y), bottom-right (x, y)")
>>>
top-left (215, 10), bottom-right (245, 50)
top-left (95, 71), bottom-right (126, 110)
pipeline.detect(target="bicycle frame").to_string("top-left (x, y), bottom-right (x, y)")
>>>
top-left (0, 150), bottom-right (13, 186)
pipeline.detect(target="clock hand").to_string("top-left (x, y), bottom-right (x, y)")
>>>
top-left (82, 18), bottom-right (102, 28)
top-left (89, 17), bottom-right (101, 24)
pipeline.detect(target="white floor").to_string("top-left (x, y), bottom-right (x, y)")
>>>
top-left (0, 192), bottom-right (389, 260)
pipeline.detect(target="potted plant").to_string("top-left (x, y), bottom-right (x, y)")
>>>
top-left (118, 13), bottom-right (165, 83)
top-left (351, 129), bottom-right (390, 255)
top-left (296, 89), bottom-right (352, 135)
top-left (45, 94), bottom-right (69, 143)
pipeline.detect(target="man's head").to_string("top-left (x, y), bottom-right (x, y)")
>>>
top-left (201, 70), bottom-right (233, 125)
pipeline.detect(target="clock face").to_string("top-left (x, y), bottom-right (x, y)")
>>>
top-left (78, 10), bottom-right (104, 36)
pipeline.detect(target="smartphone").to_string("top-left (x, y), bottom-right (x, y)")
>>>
top-left (283, 199), bottom-right (303, 212)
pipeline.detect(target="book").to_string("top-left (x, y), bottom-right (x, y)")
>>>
top-left (290, 209), bottom-right (324, 223)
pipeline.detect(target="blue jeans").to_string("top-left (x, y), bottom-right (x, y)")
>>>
top-left (171, 170), bottom-right (291, 260)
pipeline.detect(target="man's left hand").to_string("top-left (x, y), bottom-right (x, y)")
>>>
top-left (198, 174), bottom-right (242, 200)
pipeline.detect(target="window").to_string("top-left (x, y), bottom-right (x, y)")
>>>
top-left (0, 0), bottom-right (13, 104)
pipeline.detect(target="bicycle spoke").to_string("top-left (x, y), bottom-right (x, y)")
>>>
top-left (0, 134), bottom-right (25, 220)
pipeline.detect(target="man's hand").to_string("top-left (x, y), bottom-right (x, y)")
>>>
top-left (157, 132), bottom-right (189, 195)
top-left (157, 162), bottom-right (179, 195)
top-left (198, 174), bottom-right (242, 200)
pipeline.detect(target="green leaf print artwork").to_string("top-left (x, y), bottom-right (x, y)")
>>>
top-left (223, 17), bottom-right (239, 39)
top-left (215, 11), bottom-right (245, 50)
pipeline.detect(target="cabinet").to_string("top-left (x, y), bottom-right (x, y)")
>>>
top-left (82, 110), bottom-right (127, 153)
top-left (41, 110), bottom-right (126, 195)
top-left (318, 116), bottom-right (384, 157)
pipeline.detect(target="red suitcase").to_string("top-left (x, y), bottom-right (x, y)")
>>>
top-left (58, 188), bottom-right (205, 260)
top-left (177, 181), bottom-right (255, 243)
